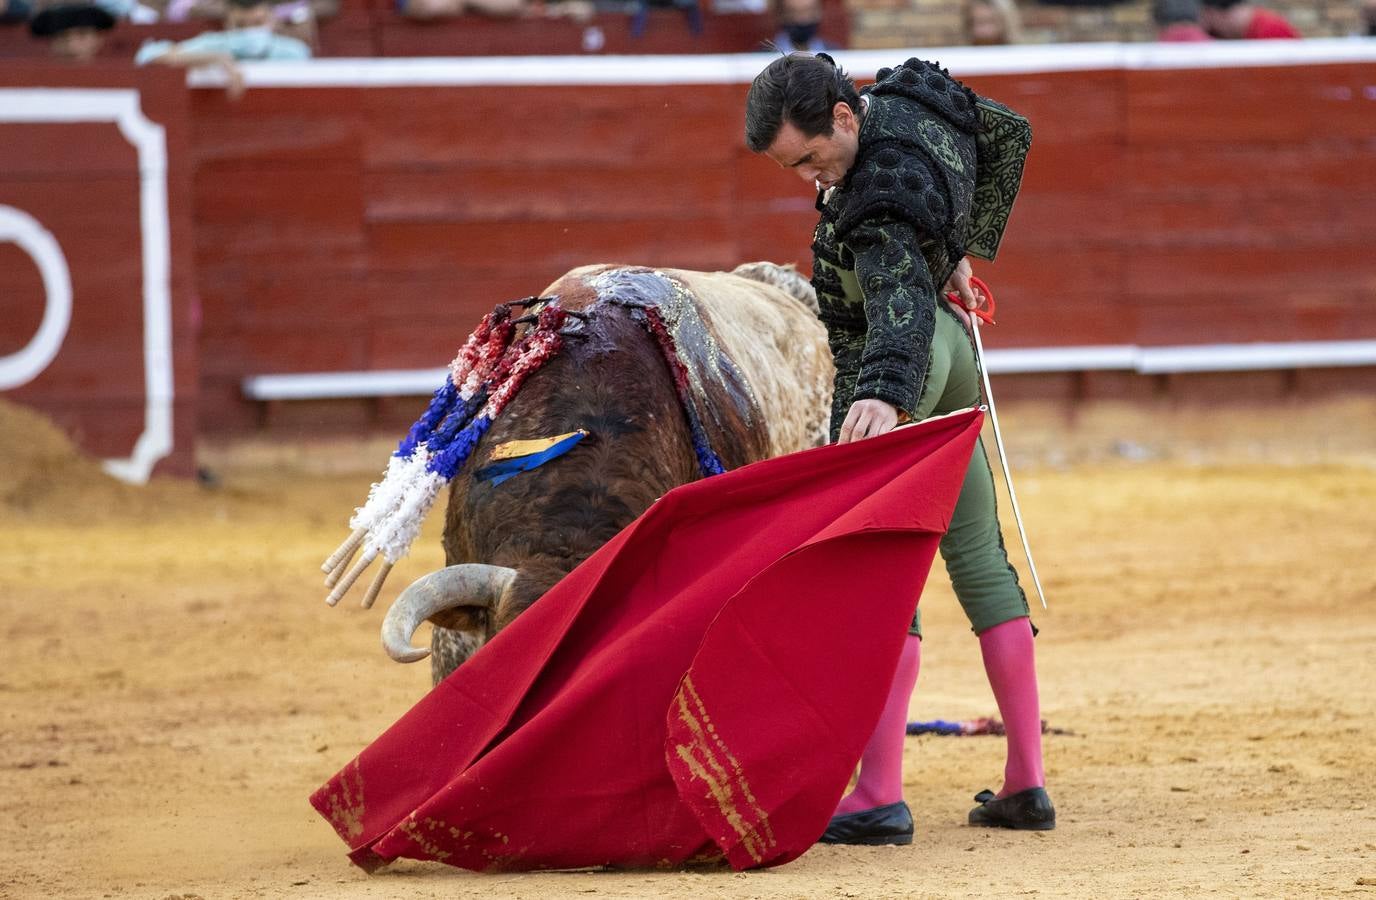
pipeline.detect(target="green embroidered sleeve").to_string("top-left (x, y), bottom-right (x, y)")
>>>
top-left (847, 218), bottom-right (937, 417)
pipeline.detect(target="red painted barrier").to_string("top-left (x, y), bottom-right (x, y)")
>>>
top-left (188, 59), bottom-right (1376, 425)
top-left (3, 53), bottom-right (1375, 459)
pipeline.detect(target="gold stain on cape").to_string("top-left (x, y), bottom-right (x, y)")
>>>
top-left (398, 815), bottom-right (452, 863)
top-left (395, 813), bottom-right (527, 870)
top-left (671, 675), bottom-right (776, 864)
top-left (323, 758), bottom-right (366, 841)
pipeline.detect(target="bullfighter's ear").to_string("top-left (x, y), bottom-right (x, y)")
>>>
top-left (833, 101), bottom-right (859, 134)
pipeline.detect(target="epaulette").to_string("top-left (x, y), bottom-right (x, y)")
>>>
top-left (867, 57), bottom-right (980, 135)
top-left (966, 98), bottom-right (1033, 261)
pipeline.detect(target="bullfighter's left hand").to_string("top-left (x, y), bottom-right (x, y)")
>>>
top-left (838, 398), bottom-right (899, 444)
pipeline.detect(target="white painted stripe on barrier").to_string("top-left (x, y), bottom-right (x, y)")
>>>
top-left (0, 206), bottom-right (73, 391)
top-left (109, 100), bottom-right (175, 485)
top-left (1137, 340), bottom-right (1376, 374)
top-left (981, 345), bottom-right (1139, 375)
top-left (243, 368), bottom-right (450, 400)
top-left (241, 339), bottom-right (1376, 400)
top-left (186, 38), bottom-right (1376, 90)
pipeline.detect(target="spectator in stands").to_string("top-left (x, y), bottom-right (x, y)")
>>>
top-left (2, 0), bottom-right (34, 24)
top-left (1362, 0), bottom-right (1376, 37)
top-left (93, 0), bottom-right (161, 23)
top-left (964, 0), bottom-right (1021, 46)
top-left (772, 0), bottom-right (834, 52)
top-left (1154, 0), bottom-right (1211, 40)
top-left (1198, 0), bottom-right (1300, 38)
top-left (161, 0), bottom-right (339, 47)
top-left (399, 0), bottom-right (518, 18)
top-left (715, 0), bottom-right (765, 12)
top-left (28, 4), bottom-right (116, 60)
top-left (135, 0), bottom-right (310, 99)
top-left (135, 0), bottom-right (311, 62)
top-left (397, 0), bottom-right (592, 22)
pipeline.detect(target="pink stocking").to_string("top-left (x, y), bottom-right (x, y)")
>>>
top-left (835, 634), bottom-right (921, 816)
top-left (978, 617), bottom-right (1044, 797)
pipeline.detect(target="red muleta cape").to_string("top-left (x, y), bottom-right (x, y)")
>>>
top-left (311, 409), bottom-right (984, 873)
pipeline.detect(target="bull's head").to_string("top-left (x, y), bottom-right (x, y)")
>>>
top-left (380, 564), bottom-right (516, 663)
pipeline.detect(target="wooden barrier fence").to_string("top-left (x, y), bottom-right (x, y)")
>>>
top-left (3, 44), bottom-right (1375, 474)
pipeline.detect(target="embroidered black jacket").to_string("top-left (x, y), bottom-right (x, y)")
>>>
top-left (812, 57), bottom-right (1032, 419)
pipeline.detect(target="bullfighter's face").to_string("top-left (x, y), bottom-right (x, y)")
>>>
top-left (763, 101), bottom-right (861, 193)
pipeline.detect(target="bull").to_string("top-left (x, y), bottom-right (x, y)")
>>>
top-left (328, 263), bottom-right (833, 684)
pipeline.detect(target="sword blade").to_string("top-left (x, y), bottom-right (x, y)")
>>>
top-left (970, 317), bottom-right (1049, 610)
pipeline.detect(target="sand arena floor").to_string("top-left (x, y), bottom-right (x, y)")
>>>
top-left (2, 398), bottom-right (1374, 899)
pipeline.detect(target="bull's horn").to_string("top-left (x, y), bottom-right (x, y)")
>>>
top-left (380, 564), bottom-right (517, 664)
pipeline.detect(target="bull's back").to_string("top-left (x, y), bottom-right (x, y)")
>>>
top-left (549, 264), bottom-right (834, 457)
top-left (664, 267), bottom-right (833, 455)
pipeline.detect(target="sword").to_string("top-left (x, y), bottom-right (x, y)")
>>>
top-left (956, 277), bottom-right (1049, 610)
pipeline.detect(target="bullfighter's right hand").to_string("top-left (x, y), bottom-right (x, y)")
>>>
top-left (942, 257), bottom-right (988, 329)
top-left (838, 398), bottom-right (899, 444)
top-left (942, 257), bottom-right (982, 310)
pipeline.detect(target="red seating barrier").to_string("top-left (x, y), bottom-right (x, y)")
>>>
top-left (2, 52), bottom-right (1375, 473)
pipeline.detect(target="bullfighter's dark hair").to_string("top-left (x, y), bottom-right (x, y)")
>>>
top-left (744, 52), bottom-right (861, 154)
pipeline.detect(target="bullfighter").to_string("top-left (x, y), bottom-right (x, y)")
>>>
top-left (744, 52), bottom-right (1054, 841)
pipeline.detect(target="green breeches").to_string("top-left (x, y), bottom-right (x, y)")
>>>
top-left (830, 305), bottom-right (1031, 638)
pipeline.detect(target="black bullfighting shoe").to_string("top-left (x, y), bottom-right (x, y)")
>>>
top-left (967, 787), bottom-right (1056, 830)
top-left (819, 801), bottom-right (915, 846)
